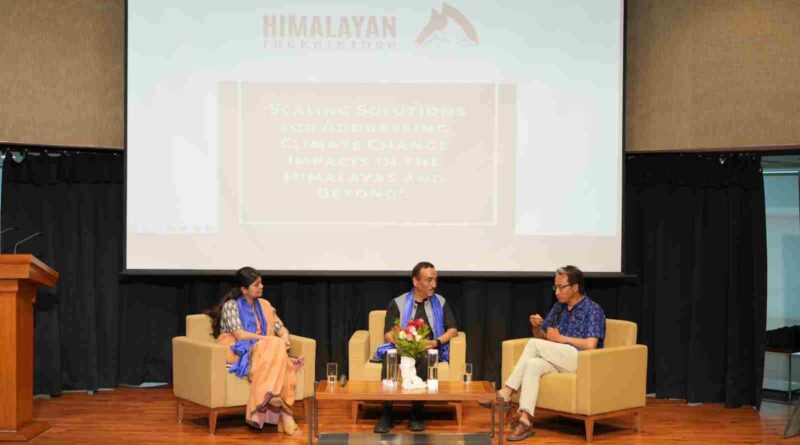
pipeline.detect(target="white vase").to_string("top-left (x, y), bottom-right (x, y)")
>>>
top-left (400, 356), bottom-right (427, 389)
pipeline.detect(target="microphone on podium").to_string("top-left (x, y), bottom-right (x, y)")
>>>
top-left (13, 232), bottom-right (41, 254)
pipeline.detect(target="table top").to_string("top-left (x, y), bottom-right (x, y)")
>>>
top-left (315, 380), bottom-right (495, 402)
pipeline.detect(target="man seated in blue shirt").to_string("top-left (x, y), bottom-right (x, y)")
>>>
top-left (503, 265), bottom-right (606, 441)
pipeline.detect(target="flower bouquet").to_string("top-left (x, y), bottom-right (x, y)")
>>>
top-left (392, 318), bottom-right (431, 389)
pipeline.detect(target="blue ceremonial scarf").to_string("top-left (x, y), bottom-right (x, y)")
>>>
top-left (373, 290), bottom-right (450, 362)
top-left (227, 296), bottom-right (269, 378)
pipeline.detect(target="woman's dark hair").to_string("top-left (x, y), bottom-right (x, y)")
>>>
top-left (205, 266), bottom-right (261, 338)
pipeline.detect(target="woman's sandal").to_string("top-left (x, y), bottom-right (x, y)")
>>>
top-left (277, 416), bottom-right (301, 436)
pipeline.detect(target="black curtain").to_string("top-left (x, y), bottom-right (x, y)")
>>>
top-left (1, 151), bottom-right (766, 408)
top-left (625, 154), bottom-right (767, 407)
top-left (1, 152), bottom-right (124, 393)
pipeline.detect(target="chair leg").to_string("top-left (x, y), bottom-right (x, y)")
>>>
top-left (634, 411), bottom-right (641, 433)
top-left (303, 399), bottom-right (312, 423)
top-left (584, 417), bottom-right (594, 442)
top-left (176, 399), bottom-right (184, 423)
top-left (351, 402), bottom-right (360, 423)
top-left (209, 409), bottom-right (219, 435)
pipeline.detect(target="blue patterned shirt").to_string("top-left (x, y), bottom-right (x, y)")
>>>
top-left (541, 295), bottom-right (606, 349)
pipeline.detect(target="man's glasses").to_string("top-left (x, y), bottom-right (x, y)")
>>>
top-left (551, 284), bottom-right (573, 292)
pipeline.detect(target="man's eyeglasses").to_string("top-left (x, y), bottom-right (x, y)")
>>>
top-left (551, 284), bottom-right (573, 292)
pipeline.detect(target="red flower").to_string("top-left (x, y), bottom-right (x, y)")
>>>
top-left (393, 325), bottom-right (402, 332)
top-left (414, 319), bottom-right (425, 328)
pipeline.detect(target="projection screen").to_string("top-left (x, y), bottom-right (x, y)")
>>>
top-left (126, 0), bottom-right (624, 274)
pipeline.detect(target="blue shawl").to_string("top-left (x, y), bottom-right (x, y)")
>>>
top-left (227, 296), bottom-right (269, 378)
top-left (373, 290), bottom-right (450, 362)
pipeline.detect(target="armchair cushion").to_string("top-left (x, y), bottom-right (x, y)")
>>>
top-left (604, 319), bottom-right (637, 348)
top-left (575, 344), bottom-right (647, 415)
top-left (537, 373), bottom-right (578, 413)
top-left (172, 336), bottom-right (228, 408)
top-left (348, 330), bottom-right (371, 381)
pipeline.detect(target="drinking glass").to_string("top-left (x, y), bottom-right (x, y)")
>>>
top-left (383, 349), bottom-right (398, 387)
top-left (463, 363), bottom-right (473, 384)
top-left (427, 349), bottom-right (439, 385)
top-left (326, 362), bottom-right (338, 385)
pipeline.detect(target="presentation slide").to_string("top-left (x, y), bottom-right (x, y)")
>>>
top-left (126, 0), bottom-right (623, 273)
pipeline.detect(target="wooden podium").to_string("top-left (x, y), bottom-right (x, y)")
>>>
top-left (0, 255), bottom-right (58, 441)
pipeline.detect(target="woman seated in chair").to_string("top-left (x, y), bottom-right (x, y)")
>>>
top-left (206, 266), bottom-right (304, 436)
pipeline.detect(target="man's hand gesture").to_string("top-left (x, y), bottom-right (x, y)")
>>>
top-left (545, 327), bottom-right (562, 343)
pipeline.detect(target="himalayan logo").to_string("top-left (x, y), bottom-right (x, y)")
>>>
top-left (262, 14), bottom-right (397, 51)
top-left (416, 3), bottom-right (479, 47)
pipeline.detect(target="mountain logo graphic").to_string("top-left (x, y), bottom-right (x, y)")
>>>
top-left (416, 3), bottom-right (479, 47)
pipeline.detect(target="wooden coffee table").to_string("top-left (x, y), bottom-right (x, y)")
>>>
top-left (308, 380), bottom-right (507, 445)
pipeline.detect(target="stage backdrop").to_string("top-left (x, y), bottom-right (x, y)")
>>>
top-left (0, 151), bottom-right (766, 408)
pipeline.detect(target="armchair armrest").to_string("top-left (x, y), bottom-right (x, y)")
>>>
top-left (172, 336), bottom-right (228, 408)
top-left (502, 338), bottom-right (532, 384)
top-left (575, 344), bottom-right (648, 415)
top-left (348, 330), bottom-right (370, 381)
top-left (289, 334), bottom-right (316, 399)
top-left (447, 331), bottom-right (467, 382)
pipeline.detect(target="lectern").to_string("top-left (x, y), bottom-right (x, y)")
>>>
top-left (0, 255), bottom-right (58, 441)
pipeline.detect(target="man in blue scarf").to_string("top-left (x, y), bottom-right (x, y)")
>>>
top-left (374, 261), bottom-right (458, 433)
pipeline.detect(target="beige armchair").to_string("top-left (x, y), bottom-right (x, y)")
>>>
top-left (348, 310), bottom-right (467, 423)
top-left (172, 314), bottom-right (316, 434)
top-left (501, 319), bottom-right (647, 442)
